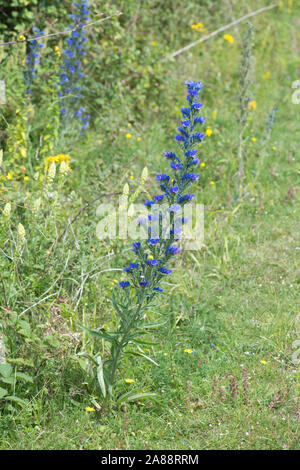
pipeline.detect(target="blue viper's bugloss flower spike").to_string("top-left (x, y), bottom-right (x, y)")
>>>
top-left (58, 0), bottom-right (90, 131)
top-left (148, 238), bottom-right (160, 245)
top-left (159, 266), bottom-right (172, 275)
top-left (181, 107), bottom-right (191, 117)
top-left (194, 116), bottom-right (206, 124)
top-left (146, 259), bottom-right (158, 266)
top-left (166, 246), bottom-right (181, 255)
top-left (164, 151), bottom-right (180, 162)
top-left (191, 103), bottom-right (203, 111)
top-left (23, 27), bottom-right (45, 94)
top-left (144, 199), bottom-right (155, 207)
top-left (170, 161), bottom-right (183, 171)
top-left (119, 80), bottom-right (205, 294)
top-left (132, 242), bottom-right (141, 252)
top-left (182, 173), bottom-right (199, 181)
top-left (187, 158), bottom-right (199, 167)
top-left (174, 135), bottom-right (186, 142)
top-left (119, 281), bottom-right (130, 288)
top-left (178, 194), bottom-right (194, 203)
top-left (156, 174), bottom-right (170, 182)
top-left (185, 150), bottom-right (197, 158)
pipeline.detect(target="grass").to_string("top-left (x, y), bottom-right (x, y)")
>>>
top-left (0, 0), bottom-right (299, 450)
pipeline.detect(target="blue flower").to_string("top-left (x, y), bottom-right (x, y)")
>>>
top-left (144, 199), bottom-right (155, 207)
top-left (23, 27), bottom-right (45, 94)
top-left (132, 242), bottom-right (141, 252)
top-left (119, 80), bottom-right (205, 298)
top-left (146, 259), bottom-right (158, 266)
top-left (57, 0), bottom-right (90, 131)
top-left (156, 174), bottom-right (170, 182)
top-left (159, 266), bottom-right (172, 275)
top-left (153, 287), bottom-right (163, 292)
top-left (119, 281), bottom-right (130, 288)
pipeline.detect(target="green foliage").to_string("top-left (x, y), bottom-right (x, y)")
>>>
top-left (0, 0), bottom-right (299, 450)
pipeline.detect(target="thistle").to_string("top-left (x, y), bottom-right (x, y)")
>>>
top-left (80, 81), bottom-right (206, 401)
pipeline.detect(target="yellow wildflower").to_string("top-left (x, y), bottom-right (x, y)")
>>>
top-left (200, 162), bottom-right (206, 167)
top-left (191, 22), bottom-right (207, 33)
top-left (24, 176), bottom-right (29, 181)
top-left (210, 181), bottom-right (215, 185)
top-left (260, 360), bottom-right (267, 365)
top-left (184, 349), bottom-right (193, 354)
top-left (85, 406), bottom-right (96, 412)
top-left (6, 172), bottom-right (14, 180)
top-left (124, 378), bottom-right (135, 384)
top-left (125, 133), bottom-right (132, 139)
top-left (248, 100), bottom-right (257, 110)
top-left (263, 71), bottom-right (270, 80)
top-left (252, 137), bottom-right (257, 142)
top-left (18, 34), bottom-right (26, 41)
top-left (223, 34), bottom-right (234, 44)
top-left (137, 137), bottom-right (141, 142)
top-left (205, 127), bottom-right (213, 137)
top-left (212, 110), bottom-right (217, 120)
top-left (54, 45), bottom-right (61, 57)
top-left (151, 41), bottom-right (157, 46)
top-left (273, 146), bottom-right (277, 150)
top-left (130, 175), bottom-right (134, 180)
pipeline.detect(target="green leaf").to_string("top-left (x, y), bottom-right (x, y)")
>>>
top-left (116, 391), bottom-right (158, 407)
top-left (125, 350), bottom-right (159, 367)
top-left (112, 291), bottom-right (125, 319)
top-left (15, 372), bottom-right (34, 383)
top-left (96, 356), bottom-right (106, 399)
top-left (4, 396), bottom-right (28, 406)
top-left (0, 363), bottom-right (13, 378)
top-left (76, 322), bottom-right (115, 342)
top-left (138, 321), bottom-right (168, 330)
top-left (0, 386), bottom-right (8, 399)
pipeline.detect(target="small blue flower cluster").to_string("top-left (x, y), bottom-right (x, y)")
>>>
top-left (23, 27), bottom-right (45, 95)
top-left (119, 80), bottom-right (205, 298)
top-left (265, 106), bottom-right (278, 139)
top-left (58, 0), bottom-right (90, 131)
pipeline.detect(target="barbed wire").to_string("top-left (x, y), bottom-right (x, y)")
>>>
top-left (164, 3), bottom-right (279, 61)
top-left (0, 11), bottom-right (122, 47)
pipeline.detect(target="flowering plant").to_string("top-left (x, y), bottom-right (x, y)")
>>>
top-left (58, 0), bottom-right (90, 131)
top-left (23, 27), bottom-right (45, 95)
top-left (79, 80), bottom-right (206, 402)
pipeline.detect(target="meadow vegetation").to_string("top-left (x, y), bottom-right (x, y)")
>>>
top-left (0, 0), bottom-right (299, 450)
